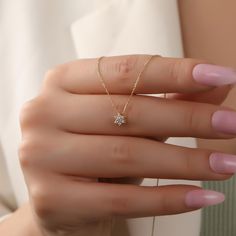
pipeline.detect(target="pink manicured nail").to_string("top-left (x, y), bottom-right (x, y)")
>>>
top-left (193, 64), bottom-right (236, 86)
top-left (209, 153), bottom-right (236, 174)
top-left (185, 189), bottom-right (225, 208)
top-left (212, 110), bottom-right (236, 135)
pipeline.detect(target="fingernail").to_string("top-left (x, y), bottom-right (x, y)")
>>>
top-left (212, 110), bottom-right (236, 135)
top-left (209, 153), bottom-right (236, 174)
top-left (185, 189), bottom-right (225, 208)
top-left (193, 64), bottom-right (236, 86)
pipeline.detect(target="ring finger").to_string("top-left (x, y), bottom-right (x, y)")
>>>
top-left (33, 132), bottom-right (234, 181)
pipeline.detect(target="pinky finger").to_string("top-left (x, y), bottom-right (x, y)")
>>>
top-left (51, 181), bottom-right (225, 222)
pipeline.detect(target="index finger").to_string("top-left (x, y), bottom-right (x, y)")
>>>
top-left (43, 54), bottom-right (232, 94)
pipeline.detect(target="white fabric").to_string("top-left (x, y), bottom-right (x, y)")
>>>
top-left (0, 0), bottom-right (201, 235)
top-left (0, 214), bottom-right (12, 224)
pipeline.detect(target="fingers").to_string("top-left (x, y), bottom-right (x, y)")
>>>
top-left (167, 85), bottom-right (232, 105)
top-left (36, 133), bottom-right (233, 181)
top-left (44, 55), bottom-right (215, 95)
top-left (55, 93), bottom-right (236, 139)
top-left (36, 180), bottom-right (224, 222)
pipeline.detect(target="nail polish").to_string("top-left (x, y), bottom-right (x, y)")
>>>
top-left (193, 64), bottom-right (236, 86)
top-left (212, 110), bottom-right (236, 135)
top-left (209, 153), bottom-right (236, 174)
top-left (185, 189), bottom-right (225, 208)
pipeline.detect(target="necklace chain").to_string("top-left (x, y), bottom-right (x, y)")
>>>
top-left (97, 55), bottom-right (166, 235)
top-left (97, 55), bottom-right (154, 122)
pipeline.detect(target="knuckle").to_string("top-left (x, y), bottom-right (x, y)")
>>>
top-left (18, 140), bottom-right (33, 168)
top-left (30, 184), bottom-right (54, 219)
top-left (162, 197), bottom-right (170, 213)
top-left (184, 153), bottom-right (195, 174)
top-left (42, 64), bottom-right (68, 89)
top-left (18, 139), bottom-right (42, 168)
top-left (113, 55), bottom-right (139, 80)
top-left (184, 105), bottom-right (198, 133)
top-left (19, 96), bottom-right (50, 130)
top-left (111, 140), bottom-right (133, 166)
top-left (108, 195), bottom-right (130, 217)
top-left (170, 58), bottom-right (202, 89)
top-left (180, 149), bottom-right (204, 179)
top-left (19, 98), bottom-right (40, 128)
top-left (158, 194), bottom-right (170, 214)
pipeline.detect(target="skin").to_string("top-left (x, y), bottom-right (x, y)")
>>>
top-left (0, 55), bottom-right (235, 236)
top-left (1, 2), bottom-right (236, 236)
top-left (178, 0), bottom-right (236, 154)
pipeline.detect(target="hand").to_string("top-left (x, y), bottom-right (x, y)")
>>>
top-left (18, 55), bottom-right (236, 236)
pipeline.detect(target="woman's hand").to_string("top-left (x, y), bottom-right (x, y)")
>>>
top-left (18, 55), bottom-right (236, 236)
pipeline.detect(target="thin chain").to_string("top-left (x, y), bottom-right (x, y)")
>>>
top-left (121, 55), bottom-right (154, 114)
top-left (151, 178), bottom-right (160, 236)
top-left (97, 55), bottom-right (156, 235)
top-left (151, 93), bottom-right (166, 236)
top-left (98, 55), bottom-right (167, 235)
top-left (97, 55), bottom-right (154, 116)
top-left (97, 57), bottom-right (120, 115)
top-left (97, 55), bottom-right (166, 236)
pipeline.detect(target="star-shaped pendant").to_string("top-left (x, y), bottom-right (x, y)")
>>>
top-left (114, 113), bottom-right (126, 126)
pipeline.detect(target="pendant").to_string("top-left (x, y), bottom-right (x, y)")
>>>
top-left (114, 113), bottom-right (126, 126)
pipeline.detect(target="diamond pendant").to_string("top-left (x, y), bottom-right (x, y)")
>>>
top-left (114, 113), bottom-right (126, 126)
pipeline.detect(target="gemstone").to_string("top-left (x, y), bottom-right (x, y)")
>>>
top-left (114, 113), bottom-right (126, 126)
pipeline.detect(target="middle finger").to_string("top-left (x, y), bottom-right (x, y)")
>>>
top-left (55, 93), bottom-right (236, 139)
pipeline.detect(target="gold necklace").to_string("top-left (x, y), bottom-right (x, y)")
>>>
top-left (97, 55), bottom-right (166, 235)
top-left (97, 55), bottom-right (154, 126)
top-left (150, 92), bottom-right (167, 236)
